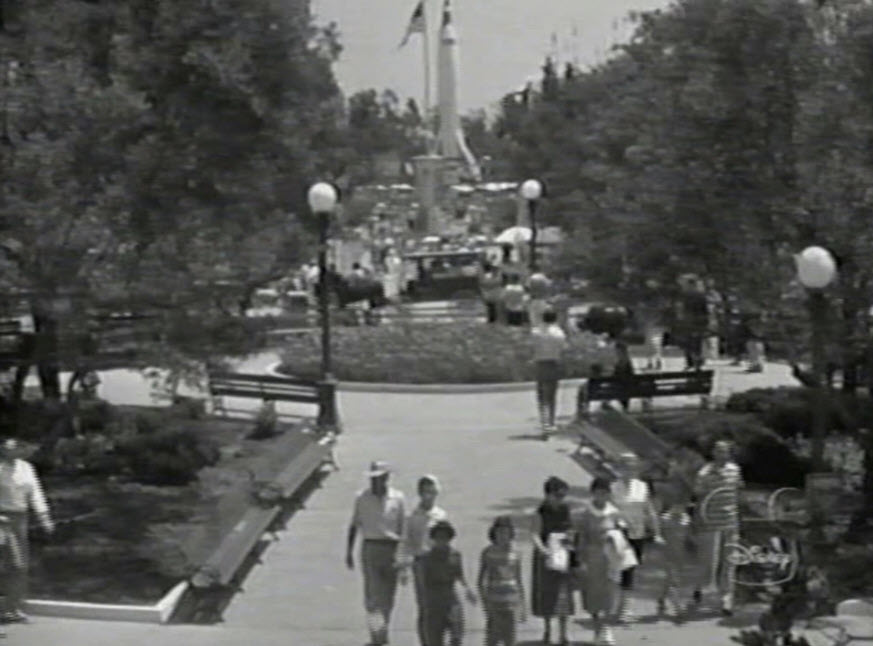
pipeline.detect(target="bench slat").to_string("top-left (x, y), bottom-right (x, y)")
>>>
top-left (273, 443), bottom-right (329, 498)
top-left (192, 505), bottom-right (280, 588)
top-left (587, 370), bottom-right (713, 401)
top-left (209, 371), bottom-right (317, 388)
top-left (207, 370), bottom-right (320, 406)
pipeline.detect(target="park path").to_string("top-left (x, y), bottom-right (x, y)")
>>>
top-left (9, 355), bottom-right (797, 646)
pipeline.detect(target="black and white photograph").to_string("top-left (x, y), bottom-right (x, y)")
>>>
top-left (0, 0), bottom-right (872, 644)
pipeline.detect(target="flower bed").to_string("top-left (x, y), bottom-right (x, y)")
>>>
top-left (26, 406), bottom-right (311, 604)
top-left (276, 322), bottom-right (616, 384)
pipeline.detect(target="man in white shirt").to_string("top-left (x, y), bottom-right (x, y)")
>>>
top-left (397, 475), bottom-right (448, 646)
top-left (0, 438), bottom-right (53, 623)
top-left (531, 310), bottom-right (569, 437)
top-left (501, 275), bottom-right (528, 326)
top-left (346, 461), bottom-right (406, 646)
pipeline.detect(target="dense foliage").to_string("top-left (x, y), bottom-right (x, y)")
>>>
top-left (483, 0), bottom-right (873, 363)
top-left (642, 410), bottom-right (813, 487)
top-left (0, 0), bottom-right (347, 397)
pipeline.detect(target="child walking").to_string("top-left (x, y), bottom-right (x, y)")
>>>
top-left (420, 520), bottom-right (478, 646)
top-left (478, 516), bottom-right (526, 646)
top-left (654, 482), bottom-right (694, 623)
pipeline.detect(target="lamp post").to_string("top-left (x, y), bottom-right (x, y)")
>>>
top-left (521, 179), bottom-right (543, 272)
top-left (796, 246), bottom-right (837, 544)
top-left (307, 182), bottom-right (341, 434)
top-left (796, 245), bottom-right (837, 471)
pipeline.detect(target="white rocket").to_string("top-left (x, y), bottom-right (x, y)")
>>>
top-left (436, 0), bottom-right (481, 180)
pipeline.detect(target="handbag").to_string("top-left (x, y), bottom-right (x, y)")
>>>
top-left (546, 532), bottom-right (570, 572)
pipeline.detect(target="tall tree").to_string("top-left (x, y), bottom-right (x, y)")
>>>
top-left (0, 0), bottom-right (347, 400)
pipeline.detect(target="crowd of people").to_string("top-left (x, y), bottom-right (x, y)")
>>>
top-left (346, 439), bottom-right (745, 646)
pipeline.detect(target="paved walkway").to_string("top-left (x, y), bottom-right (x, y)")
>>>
top-left (7, 355), bottom-right (796, 646)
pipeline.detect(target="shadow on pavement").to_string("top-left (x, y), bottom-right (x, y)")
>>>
top-left (508, 433), bottom-right (550, 441)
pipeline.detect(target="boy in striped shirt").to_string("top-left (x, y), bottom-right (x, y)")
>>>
top-left (693, 440), bottom-right (744, 615)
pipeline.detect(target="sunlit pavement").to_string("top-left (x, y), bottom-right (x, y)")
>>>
top-left (12, 353), bottom-right (798, 646)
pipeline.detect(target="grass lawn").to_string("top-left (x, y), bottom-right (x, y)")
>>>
top-left (28, 408), bottom-right (313, 604)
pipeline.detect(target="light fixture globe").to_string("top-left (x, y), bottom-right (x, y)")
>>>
top-left (307, 182), bottom-right (338, 214)
top-left (796, 246), bottom-right (837, 289)
top-left (520, 179), bottom-right (543, 201)
top-left (529, 272), bottom-right (551, 297)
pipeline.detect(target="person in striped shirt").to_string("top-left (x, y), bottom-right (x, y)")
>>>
top-left (0, 438), bottom-right (53, 624)
top-left (692, 440), bottom-right (744, 615)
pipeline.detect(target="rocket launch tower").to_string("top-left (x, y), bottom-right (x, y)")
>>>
top-left (408, 0), bottom-right (480, 235)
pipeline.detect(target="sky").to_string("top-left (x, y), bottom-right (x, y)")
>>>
top-left (311, 0), bottom-right (675, 115)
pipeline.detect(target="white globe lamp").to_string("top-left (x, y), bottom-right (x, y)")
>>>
top-left (307, 182), bottom-right (338, 214)
top-left (520, 179), bottom-right (543, 201)
top-left (796, 246), bottom-right (837, 289)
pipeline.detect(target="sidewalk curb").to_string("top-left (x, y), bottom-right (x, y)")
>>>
top-left (264, 362), bottom-right (587, 394)
top-left (24, 580), bottom-right (188, 624)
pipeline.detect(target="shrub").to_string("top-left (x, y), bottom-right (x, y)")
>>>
top-left (277, 322), bottom-right (616, 384)
top-left (113, 429), bottom-right (220, 486)
top-left (132, 409), bottom-right (164, 435)
top-left (726, 387), bottom-right (873, 438)
top-left (52, 434), bottom-right (117, 476)
top-left (76, 400), bottom-right (115, 434)
top-left (169, 396), bottom-right (206, 420)
top-left (646, 411), bottom-right (813, 487)
top-left (250, 400), bottom-right (279, 439)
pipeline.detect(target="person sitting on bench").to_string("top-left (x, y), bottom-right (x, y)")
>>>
top-left (576, 364), bottom-right (604, 417)
top-left (612, 342), bottom-right (636, 412)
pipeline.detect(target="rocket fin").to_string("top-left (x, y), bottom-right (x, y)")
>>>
top-left (455, 128), bottom-right (481, 181)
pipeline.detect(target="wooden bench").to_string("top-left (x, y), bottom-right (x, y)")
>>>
top-left (577, 369), bottom-right (714, 415)
top-left (190, 440), bottom-right (330, 591)
top-left (0, 319), bottom-right (22, 366)
top-left (207, 371), bottom-right (320, 417)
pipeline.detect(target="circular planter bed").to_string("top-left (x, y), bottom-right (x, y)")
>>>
top-left (276, 321), bottom-right (616, 384)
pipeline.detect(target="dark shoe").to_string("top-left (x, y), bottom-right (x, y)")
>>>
top-left (1, 611), bottom-right (28, 624)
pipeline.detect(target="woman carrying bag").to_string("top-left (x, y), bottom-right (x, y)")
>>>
top-left (530, 476), bottom-right (576, 646)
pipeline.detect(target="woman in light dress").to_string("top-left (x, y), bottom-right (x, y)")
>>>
top-left (574, 477), bottom-right (625, 646)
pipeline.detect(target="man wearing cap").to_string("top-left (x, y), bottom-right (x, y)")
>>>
top-left (347, 461), bottom-right (406, 646)
top-left (0, 438), bottom-right (53, 623)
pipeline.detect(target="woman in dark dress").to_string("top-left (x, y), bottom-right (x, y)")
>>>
top-left (531, 476), bottom-right (575, 645)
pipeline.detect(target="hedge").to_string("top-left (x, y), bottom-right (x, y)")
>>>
top-left (726, 387), bottom-right (873, 438)
top-left (277, 322), bottom-right (617, 384)
top-left (642, 411), bottom-right (813, 487)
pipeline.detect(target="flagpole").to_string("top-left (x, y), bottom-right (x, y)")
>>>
top-left (422, 0), bottom-right (435, 153)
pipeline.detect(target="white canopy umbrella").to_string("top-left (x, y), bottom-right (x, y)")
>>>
top-left (495, 226), bottom-right (532, 244)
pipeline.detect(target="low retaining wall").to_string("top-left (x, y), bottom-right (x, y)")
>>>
top-left (24, 580), bottom-right (189, 624)
top-left (23, 434), bottom-right (333, 624)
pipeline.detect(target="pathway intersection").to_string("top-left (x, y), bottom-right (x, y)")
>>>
top-left (10, 356), bottom-right (797, 645)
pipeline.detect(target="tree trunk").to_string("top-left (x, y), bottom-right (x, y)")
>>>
top-left (841, 298), bottom-right (860, 394)
top-left (848, 429), bottom-right (873, 537)
top-left (32, 311), bottom-right (61, 400)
